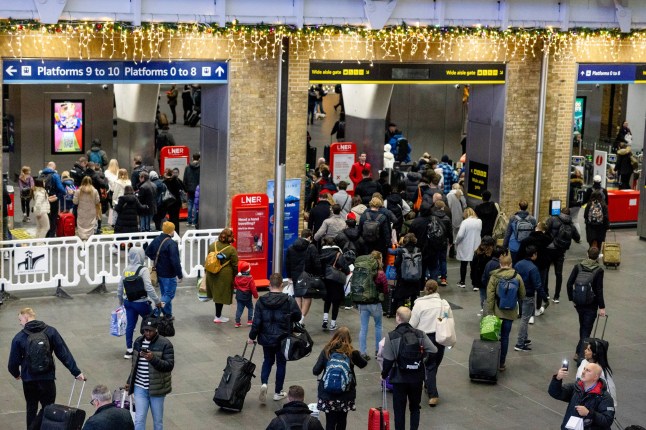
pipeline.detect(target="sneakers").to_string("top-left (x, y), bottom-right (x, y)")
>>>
top-left (473, 287), bottom-right (479, 291)
top-left (514, 344), bottom-right (532, 351)
top-left (524, 339), bottom-right (532, 345)
top-left (535, 307), bottom-right (545, 317)
top-left (124, 349), bottom-right (133, 359)
top-left (476, 310), bottom-right (483, 317)
top-left (553, 298), bottom-right (560, 304)
top-left (247, 320), bottom-right (253, 326)
top-left (234, 322), bottom-right (242, 328)
top-left (213, 316), bottom-right (230, 323)
top-left (273, 391), bottom-right (287, 401)
top-left (360, 353), bottom-right (371, 361)
top-left (457, 282), bottom-right (466, 288)
top-left (322, 321), bottom-right (328, 330)
top-left (259, 384), bottom-right (268, 403)
top-left (329, 323), bottom-right (338, 331)
top-left (428, 397), bottom-right (439, 407)
top-left (528, 316), bottom-right (535, 324)
top-left (440, 278), bottom-right (448, 287)
top-left (344, 306), bottom-right (353, 310)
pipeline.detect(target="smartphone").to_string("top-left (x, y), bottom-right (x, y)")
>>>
top-left (562, 359), bottom-right (569, 371)
top-left (141, 348), bottom-right (149, 354)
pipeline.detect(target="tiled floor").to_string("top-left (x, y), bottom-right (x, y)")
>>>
top-left (1, 226), bottom-right (645, 429)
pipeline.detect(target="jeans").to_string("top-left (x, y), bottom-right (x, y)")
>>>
top-left (392, 381), bottom-right (423, 430)
top-left (576, 306), bottom-right (598, 356)
top-left (358, 303), bottom-right (383, 355)
top-left (124, 300), bottom-right (152, 349)
top-left (158, 277), bottom-right (177, 317)
top-left (23, 379), bottom-right (56, 429)
top-left (424, 332), bottom-right (445, 398)
top-left (187, 194), bottom-right (197, 225)
top-left (261, 344), bottom-right (287, 394)
top-left (516, 296), bottom-right (535, 346)
top-left (235, 299), bottom-right (254, 323)
top-left (548, 248), bottom-right (565, 299)
top-left (499, 319), bottom-right (513, 366)
top-left (134, 385), bottom-right (165, 430)
top-left (536, 266), bottom-right (549, 308)
top-left (140, 214), bottom-right (152, 232)
top-left (437, 247), bottom-right (447, 278)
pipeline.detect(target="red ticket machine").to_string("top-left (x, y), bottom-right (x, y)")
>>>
top-left (231, 193), bottom-right (270, 287)
top-left (160, 146), bottom-right (189, 220)
top-left (329, 142), bottom-right (357, 193)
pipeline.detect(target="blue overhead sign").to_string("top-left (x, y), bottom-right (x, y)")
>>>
top-left (577, 64), bottom-right (636, 84)
top-left (2, 59), bottom-right (228, 84)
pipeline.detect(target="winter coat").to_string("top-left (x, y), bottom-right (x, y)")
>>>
top-left (350, 203), bottom-right (367, 220)
top-left (312, 348), bottom-right (367, 402)
top-left (358, 209), bottom-right (391, 252)
top-left (118, 247), bottom-right (160, 306)
top-left (314, 214), bottom-right (346, 242)
top-left (410, 292), bottom-right (453, 334)
top-left (455, 217), bottom-right (482, 261)
top-left (355, 178), bottom-right (382, 205)
top-left (615, 146), bottom-right (634, 175)
top-left (163, 176), bottom-right (184, 211)
top-left (569, 176), bottom-right (584, 208)
top-left (503, 210), bottom-right (537, 252)
top-left (548, 377), bottom-right (614, 430)
top-left (332, 190), bottom-right (352, 217)
top-left (111, 179), bottom-right (132, 207)
top-left (566, 258), bottom-right (605, 310)
top-left (234, 275), bottom-right (259, 299)
top-left (266, 401), bottom-right (324, 430)
top-left (334, 226), bottom-right (365, 256)
top-left (383, 145), bottom-right (395, 169)
top-left (584, 203), bottom-right (609, 246)
top-left (82, 404), bottom-right (134, 430)
top-left (86, 146), bottom-right (108, 168)
top-left (182, 162), bottom-right (200, 194)
top-left (320, 245), bottom-right (351, 283)
top-left (475, 201), bottom-right (498, 237)
top-left (249, 292), bottom-right (301, 346)
top-left (481, 257), bottom-right (500, 287)
top-left (127, 333), bottom-right (174, 397)
top-left (470, 251), bottom-right (492, 289)
top-left (131, 165), bottom-right (147, 191)
top-left (447, 191), bottom-right (466, 229)
top-left (137, 181), bottom-right (157, 216)
top-left (145, 233), bottom-right (183, 279)
top-left (70, 163), bottom-right (86, 187)
top-left (583, 184), bottom-right (609, 207)
top-left (285, 237), bottom-right (321, 280)
top-left (404, 172), bottom-right (422, 202)
top-left (204, 240), bottom-right (238, 305)
top-left (518, 231), bottom-right (553, 270)
top-left (309, 201), bottom-right (332, 239)
top-left (39, 167), bottom-right (66, 199)
top-left (546, 213), bottom-right (581, 250)
top-left (394, 244), bottom-right (422, 298)
top-left (486, 267), bottom-right (526, 320)
top-left (349, 161), bottom-right (371, 189)
top-left (32, 188), bottom-right (50, 215)
top-left (8, 320), bottom-right (82, 382)
top-left (114, 194), bottom-right (147, 233)
top-left (514, 258), bottom-right (545, 298)
top-left (73, 187), bottom-right (100, 240)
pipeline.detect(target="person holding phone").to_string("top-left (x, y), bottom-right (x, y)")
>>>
top-left (548, 362), bottom-right (614, 430)
top-left (126, 317), bottom-right (175, 430)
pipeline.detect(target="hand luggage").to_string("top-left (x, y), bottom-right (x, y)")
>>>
top-left (213, 342), bottom-right (257, 411)
top-left (281, 322), bottom-right (314, 361)
top-left (583, 315), bottom-right (609, 354)
top-left (187, 111), bottom-right (200, 127)
top-left (383, 281), bottom-right (396, 318)
top-left (601, 232), bottom-right (620, 268)
top-left (40, 379), bottom-right (86, 430)
top-left (56, 211), bottom-right (75, 237)
top-left (368, 380), bottom-right (391, 430)
top-left (469, 339), bottom-right (501, 383)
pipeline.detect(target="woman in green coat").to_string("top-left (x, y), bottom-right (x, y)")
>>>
top-left (205, 228), bottom-right (238, 323)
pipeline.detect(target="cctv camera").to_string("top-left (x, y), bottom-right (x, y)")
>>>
top-left (595, 84), bottom-right (600, 88)
top-left (454, 84), bottom-right (460, 89)
top-left (102, 84), bottom-right (109, 90)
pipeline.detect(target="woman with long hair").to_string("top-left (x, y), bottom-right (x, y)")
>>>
top-left (454, 207), bottom-right (482, 288)
top-left (111, 168), bottom-right (132, 225)
top-left (104, 159), bottom-right (120, 225)
top-left (575, 338), bottom-right (617, 407)
top-left (114, 185), bottom-right (147, 234)
top-left (320, 236), bottom-right (351, 331)
top-left (312, 327), bottom-right (367, 430)
top-left (205, 228), bottom-right (238, 323)
top-left (18, 166), bottom-right (34, 223)
top-left (32, 178), bottom-right (50, 238)
top-left (73, 176), bottom-right (100, 240)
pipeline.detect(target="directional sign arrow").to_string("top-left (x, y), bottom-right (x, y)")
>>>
top-left (6, 66), bottom-right (16, 76)
top-left (215, 66), bottom-right (224, 77)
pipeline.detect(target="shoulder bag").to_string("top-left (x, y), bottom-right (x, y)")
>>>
top-left (435, 299), bottom-right (457, 347)
top-left (325, 252), bottom-right (348, 285)
top-left (151, 237), bottom-right (171, 287)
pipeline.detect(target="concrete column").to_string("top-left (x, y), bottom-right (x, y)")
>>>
top-left (625, 84), bottom-right (646, 152)
top-left (343, 84), bottom-right (393, 174)
top-left (114, 84), bottom-right (159, 168)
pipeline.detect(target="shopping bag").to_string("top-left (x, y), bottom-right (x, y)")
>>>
top-left (197, 277), bottom-right (209, 302)
top-left (435, 303), bottom-right (456, 347)
top-left (480, 315), bottom-right (502, 341)
top-left (110, 306), bottom-right (127, 337)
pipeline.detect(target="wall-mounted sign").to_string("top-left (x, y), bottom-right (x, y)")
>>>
top-left (14, 247), bottom-right (49, 274)
top-left (3, 59), bottom-right (228, 84)
top-left (310, 62), bottom-right (506, 84)
top-left (52, 100), bottom-right (84, 154)
top-left (231, 193), bottom-right (269, 286)
top-left (466, 160), bottom-right (489, 199)
top-left (577, 63), bottom-right (646, 84)
top-left (593, 150), bottom-right (607, 189)
top-left (329, 142), bottom-right (357, 192)
top-left (267, 178), bottom-right (301, 277)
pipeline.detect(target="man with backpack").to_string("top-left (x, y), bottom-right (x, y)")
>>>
top-left (38, 162), bottom-right (66, 237)
top-left (566, 247), bottom-right (606, 361)
top-left (503, 200), bottom-right (537, 264)
top-left (358, 197), bottom-right (391, 258)
top-left (355, 169), bottom-right (382, 205)
top-left (265, 385), bottom-right (323, 430)
top-left (8, 307), bottom-right (86, 429)
top-left (86, 138), bottom-right (108, 170)
top-left (381, 307), bottom-right (436, 430)
top-left (545, 208), bottom-right (580, 304)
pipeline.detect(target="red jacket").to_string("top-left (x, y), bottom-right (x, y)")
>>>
top-left (234, 275), bottom-right (259, 299)
top-left (349, 161), bottom-right (371, 188)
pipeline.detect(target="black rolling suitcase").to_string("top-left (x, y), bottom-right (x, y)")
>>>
top-left (469, 339), bottom-right (501, 383)
top-left (187, 110), bottom-right (200, 127)
top-left (383, 281), bottom-right (397, 318)
top-left (213, 342), bottom-right (257, 411)
top-left (40, 379), bottom-right (86, 430)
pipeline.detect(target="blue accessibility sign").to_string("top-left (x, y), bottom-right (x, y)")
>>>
top-left (3, 59), bottom-right (228, 84)
top-left (577, 64), bottom-right (636, 84)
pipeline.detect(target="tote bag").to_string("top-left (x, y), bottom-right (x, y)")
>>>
top-left (435, 300), bottom-right (456, 347)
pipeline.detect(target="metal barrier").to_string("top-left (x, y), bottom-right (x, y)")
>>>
top-left (0, 228), bottom-right (223, 298)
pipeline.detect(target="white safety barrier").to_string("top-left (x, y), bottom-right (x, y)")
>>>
top-left (0, 228), bottom-right (224, 295)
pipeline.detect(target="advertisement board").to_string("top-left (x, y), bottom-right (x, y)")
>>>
top-left (466, 160), bottom-right (489, 199)
top-left (51, 100), bottom-right (84, 154)
top-left (329, 142), bottom-right (357, 192)
top-left (160, 146), bottom-right (189, 220)
top-left (231, 194), bottom-right (269, 286)
top-left (267, 178), bottom-right (301, 277)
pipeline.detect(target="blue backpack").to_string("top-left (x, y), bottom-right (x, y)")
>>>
top-left (89, 150), bottom-right (103, 165)
top-left (322, 352), bottom-right (352, 393)
top-left (496, 271), bottom-right (520, 310)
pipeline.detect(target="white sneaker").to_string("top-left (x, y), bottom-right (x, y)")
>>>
top-left (599, 253), bottom-right (604, 259)
top-left (259, 384), bottom-right (268, 403)
top-left (528, 316), bottom-right (535, 324)
top-left (535, 307), bottom-right (545, 317)
top-left (273, 391), bottom-right (287, 401)
top-left (473, 287), bottom-right (479, 291)
top-left (213, 316), bottom-right (230, 323)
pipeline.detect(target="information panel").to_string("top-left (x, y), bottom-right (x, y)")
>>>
top-left (329, 142), bottom-right (357, 192)
top-left (231, 194), bottom-right (269, 287)
top-left (267, 178), bottom-right (301, 278)
top-left (467, 160), bottom-right (489, 199)
top-left (160, 146), bottom-right (190, 220)
top-left (3, 59), bottom-right (228, 84)
top-left (310, 62), bottom-right (506, 84)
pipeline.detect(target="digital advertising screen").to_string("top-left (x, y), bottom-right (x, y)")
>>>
top-left (574, 96), bottom-right (586, 136)
top-left (51, 100), bottom-right (84, 154)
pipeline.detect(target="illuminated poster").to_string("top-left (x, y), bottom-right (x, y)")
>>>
top-left (574, 96), bottom-right (585, 135)
top-left (52, 100), bottom-right (84, 154)
top-left (267, 178), bottom-right (302, 277)
top-left (467, 160), bottom-right (489, 199)
top-left (236, 208), bottom-right (267, 258)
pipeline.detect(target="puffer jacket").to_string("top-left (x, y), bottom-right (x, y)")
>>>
top-left (334, 226), bottom-right (365, 256)
top-left (314, 214), bottom-right (346, 242)
top-left (128, 333), bottom-right (174, 396)
top-left (486, 267), bottom-right (526, 320)
top-left (182, 161), bottom-right (200, 194)
top-left (266, 401), bottom-right (324, 430)
top-left (404, 172), bottom-right (422, 202)
top-left (145, 233), bottom-right (183, 279)
top-left (548, 377), bottom-right (614, 430)
top-left (615, 145), bottom-right (634, 175)
top-left (118, 247), bottom-right (160, 306)
top-left (249, 292), bottom-right (301, 346)
top-left (319, 245), bottom-right (351, 280)
top-left (409, 293), bottom-right (453, 334)
top-left (546, 213), bottom-right (580, 250)
top-left (285, 237), bottom-right (321, 279)
top-left (114, 194), bottom-right (147, 233)
top-left (82, 404), bottom-right (134, 430)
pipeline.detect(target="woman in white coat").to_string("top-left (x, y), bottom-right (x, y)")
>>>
top-left (454, 207), bottom-right (482, 288)
top-left (32, 178), bottom-right (51, 239)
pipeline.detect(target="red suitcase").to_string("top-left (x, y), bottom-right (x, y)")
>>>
top-left (368, 380), bottom-right (390, 430)
top-left (57, 212), bottom-right (76, 237)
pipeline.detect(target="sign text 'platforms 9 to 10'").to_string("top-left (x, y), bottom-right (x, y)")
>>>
top-left (3, 59), bottom-right (228, 84)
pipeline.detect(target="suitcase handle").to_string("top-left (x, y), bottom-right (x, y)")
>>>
top-left (592, 314), bottom-right (608, 340)
top-left (68, 378), bottom-right (86, 409)
top-left (242, 341), bottom-right (257, 362)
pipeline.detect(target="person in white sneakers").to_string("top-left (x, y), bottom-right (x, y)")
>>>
top-left (248, 273), bottom-right (302, 403)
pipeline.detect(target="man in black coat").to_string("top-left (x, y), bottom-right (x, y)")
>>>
top-left (308, 194), bottom-right (332, 245)
top-left (475, 190), bottom-right (499, 238)
top-left (355, 168), bottom-right (382, 205)
top-left (137, 172), bottom-right (157, 232)
top-left (83, 384), bottom-right (133, 430)
top-left (265, 385), bottom-right (323, 430)
top-left (182, 152), bottom-right (201, 226)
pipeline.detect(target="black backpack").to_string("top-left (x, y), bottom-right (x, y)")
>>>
top-left (425, 216), bottom-right (447, 250)
top-left (553, 220), bottom-right (573, 250)
top-left (278, 414), bottom-right (317, 430)
top-left (390, 328), bottom-right (425, 371)
top-left (37, 172), bottom-right (55, 196)
top-left (123, 266), bottom-right (148, 301)
top-left (572, 265), bottom-right (597, 306)
top-left (362, 212), bottom-right (385, 243)
top-left (386, 195), bottom-right (403, 226)
top-left (22, 328), bottom-right (53, 375)
top-left (396, 138), bottom-right (409, 162)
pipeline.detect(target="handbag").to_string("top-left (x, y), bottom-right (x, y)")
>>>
top-left (151, 237), bottom-right (171, 288)
top-left (435, 300), bottom-right (456, 347)
top-left (480, 315), bottom-right (502, 341)
top-left (281, 322), bottom-right (313, 361)
top-left (110, 306), bottom-right (127, 337)
top-left (325, 253), bottom-right (347, 284)
top-left (294, 272), bottom-right (325, 298)
top-left (160, 188), bottom-right (177, 207)
top-left (156, 311), bottom-right (175, 337)
top-left (197, 276), bottom-right (209, 302)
